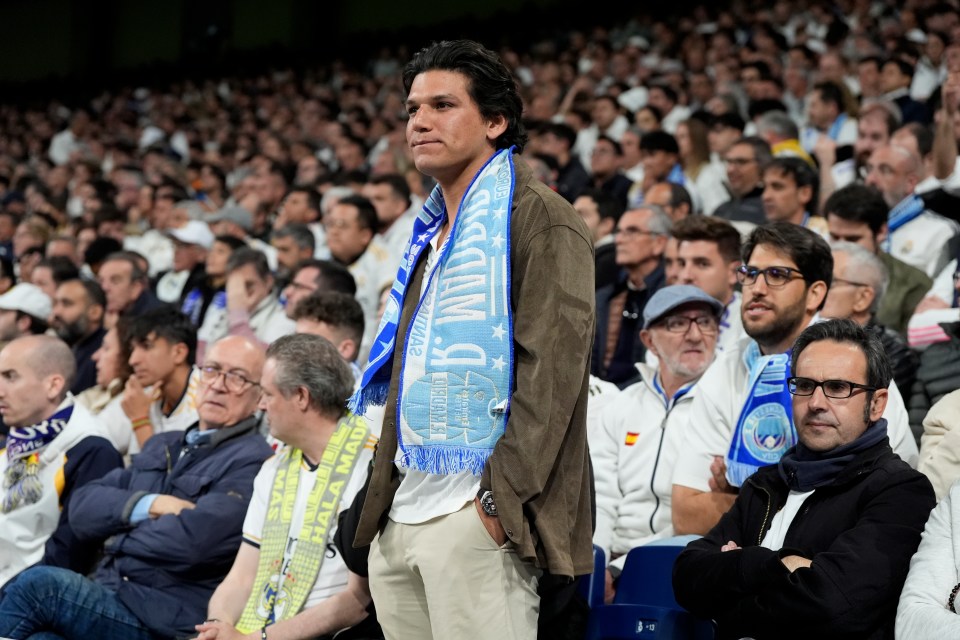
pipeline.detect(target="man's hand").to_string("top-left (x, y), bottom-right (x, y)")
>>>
top-left (781, 555), bottom-right (812, 572)
top-left (195, 620), bottom-right (256, 640)
top-left (121, 376), bottom-right (155, 420)
top-left (720, 540), bottom-right (741, 552)
top-left (708, 456), bottom-right (736, 494)
top-left (225, 271), bottom-right (258, 313)
top-left (812, 135), bottom-right (837, 168)
top-left (604, 569), bottom-right (616, 604)
top-left (149, 495), bottom-right (197, 518)
top-left (474, 497), bottom-right (507, 546)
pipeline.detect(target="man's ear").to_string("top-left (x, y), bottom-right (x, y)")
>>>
top-left (852, 286), bottom-right (876, 315)
top-left (806, 280), bottom-right (828, 312)
top-left (869, 388), bottom-right (888, 422)
top-left (171, 341), bottom-right (190, 366)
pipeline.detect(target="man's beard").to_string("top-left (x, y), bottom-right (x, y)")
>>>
top-left (54, 318), bottom-right (89, 345)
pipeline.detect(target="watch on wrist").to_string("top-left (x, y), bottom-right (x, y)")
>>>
top-left (478, 489), bottom-right (498, 517)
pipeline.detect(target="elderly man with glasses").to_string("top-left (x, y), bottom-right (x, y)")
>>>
top-left (591, 284), bottom-right (722, 604)
top-left (674, 319), bottom-right (935, 640)
top-left (592, 204), bottom-right (672, 387)
top-left (671, 223), bottom-right (919, 537)
top-left (0, 335), bottom-right (273, 640)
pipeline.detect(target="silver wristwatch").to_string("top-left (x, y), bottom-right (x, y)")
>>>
top-left (478, 489), bottom-right (498, 517)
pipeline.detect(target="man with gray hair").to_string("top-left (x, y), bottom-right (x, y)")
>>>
top-left (197, 333), bottom-right (379, 640)
top-left (0, 334), bottom-right (122, 587)
top-left (755, 111), bottom-right (814, 167)
top-left (714, 137), bottom-right (772, 227)
top-left (821, 241), bottom-right (919, 413)
top-left (593, 204), bottom-right (671, 386)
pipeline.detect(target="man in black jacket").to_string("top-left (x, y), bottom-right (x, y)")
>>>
top-left (673, 319), bottom-right (935, 640)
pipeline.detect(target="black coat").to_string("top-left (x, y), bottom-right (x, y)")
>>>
top-left (672, 437), bottom-right (934, 640)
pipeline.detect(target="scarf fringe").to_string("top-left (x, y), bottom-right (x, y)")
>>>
top-left (400, 445), bottom-right (492, 476)
top-left (348, 380), bottom-right (390, 416)
top-left (726, 459), bottom-right (760, 488)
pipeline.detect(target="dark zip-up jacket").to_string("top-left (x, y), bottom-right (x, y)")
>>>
top-left (672, 437), bottom-right (934, 640)
top-left (69, 416), bottom-right (272, 638)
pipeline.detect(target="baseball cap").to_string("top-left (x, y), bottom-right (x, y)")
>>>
top-left (642, 284), bottom-right (723, 330)
top-left (0, 283), bottom-right (52, 321)
top-left (206, 206), bottom-right (253, 233)
top-left (167, 220), bottom-right (215, 249)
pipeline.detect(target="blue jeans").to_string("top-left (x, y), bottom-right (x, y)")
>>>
top-left (0, 566), bottom-right (156, 640)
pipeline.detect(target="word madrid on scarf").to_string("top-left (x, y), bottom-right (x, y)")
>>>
top-left (350, 148), bottom-right (516, 476)
top-left (726, 344), bottom-right (795, 487)
top-left (236, 414), bottom-right (369, 632)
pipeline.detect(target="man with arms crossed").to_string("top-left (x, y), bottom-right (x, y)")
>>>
top-left (673, 320), bottom-right (934, 639)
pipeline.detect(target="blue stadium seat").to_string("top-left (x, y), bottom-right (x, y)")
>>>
top-left (578, 544), bottom-right (606, 608)
top-left (585, 540), bottom-right (716, 640)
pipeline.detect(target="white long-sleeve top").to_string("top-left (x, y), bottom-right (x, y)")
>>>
top-left (896, 481), bottom-right (960, 638)
top-left (591, 363), bottom-right (697, 570)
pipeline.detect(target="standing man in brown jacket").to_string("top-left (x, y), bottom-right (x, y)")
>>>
top-left (350, 40), bottom-right (595, 640)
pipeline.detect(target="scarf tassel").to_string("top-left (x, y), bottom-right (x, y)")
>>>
top-left (400, 446), bottom-right (492, 477)
top-left (348, 380), bottom-right (390, 416)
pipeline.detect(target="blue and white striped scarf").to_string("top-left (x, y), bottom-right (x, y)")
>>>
top-left (349, 148), bottom-right (515, 475)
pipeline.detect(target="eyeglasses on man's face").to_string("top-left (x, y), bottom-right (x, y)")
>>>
top-left (787, 376), bottom-right (876, 399)
top-left (736, 265), bottom-right (805, 287)
top-left (656, 314), bottom-right (719, 335)
top-left (199, 365), bottom-right (260, 393)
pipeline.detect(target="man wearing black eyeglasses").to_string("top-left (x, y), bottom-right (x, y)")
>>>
top-left (672, 222), bottom-right (919, 536)
top-left (674, 319), bottom-right (935, 639)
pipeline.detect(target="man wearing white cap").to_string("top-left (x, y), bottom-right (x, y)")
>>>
top-left (0, 283), bottom-right (53, 349)
top-left (156, 220), bottom-right (214, 304)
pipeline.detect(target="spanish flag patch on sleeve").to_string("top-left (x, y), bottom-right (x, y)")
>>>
top-left (624, 432), bottom-right (639, 446)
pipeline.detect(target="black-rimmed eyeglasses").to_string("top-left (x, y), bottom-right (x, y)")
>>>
top-left (787, 376), bottom-right (876, 399)
top-left (736, 265), bottom-right (805, 287)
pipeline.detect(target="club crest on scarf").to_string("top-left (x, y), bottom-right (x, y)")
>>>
top-left (726, 343), bottom-right (796, 487)
top-left (350, 148), bottom-right (516, 476)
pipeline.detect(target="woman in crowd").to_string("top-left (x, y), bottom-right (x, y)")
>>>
top-left (180, 234), bottom-right (246, 328)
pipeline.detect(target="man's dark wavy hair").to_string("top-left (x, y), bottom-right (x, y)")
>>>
top-left (402, 39), bottom-right (527, 153)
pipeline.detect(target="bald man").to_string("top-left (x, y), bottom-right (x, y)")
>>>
top-left (0, 335), bottom-right (273, 640)
top-left (865, 144), bottom-right (959, 278)
top-left (0, 335), bottom-right (122, 587)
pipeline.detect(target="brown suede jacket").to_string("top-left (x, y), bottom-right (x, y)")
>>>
top-left (353, 155), bottom-right (596, 578)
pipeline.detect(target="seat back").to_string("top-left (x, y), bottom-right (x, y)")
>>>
top-left (613, 544), bottom-right (686, 608)
top-left (578, 544), bottom-right (607, 608)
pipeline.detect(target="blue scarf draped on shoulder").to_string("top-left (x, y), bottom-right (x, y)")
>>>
top-left (726, 341), bottom-right (796, 487)
top-left (349, 148), bottom-right (515, 476)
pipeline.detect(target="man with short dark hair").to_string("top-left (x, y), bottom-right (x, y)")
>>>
top-left (761, 157), bottom-right (829, 236)
top-left (50, 278), bottom-right (106, 394)
top-left (882, 57), bottom-right (929, 124)
top-left (824, 184), bottom-right (932, 333)
top-left (573, 188), bottom-right (625, 289)
top-left (281, 258), bottom-right (357, 320)
top-left (674, 319), bottom-right (935, 639)
top-left (537, 122), bottom-right (591, 203)
top-left (800, 81), bottom-right (858, 153)
top-left (363, 173), bottom-right (417, 269)
top-left (714, 137), bottom-right (771, 226)
top-left (292, 291), bottom-right (365, 379)
top-left (97, 251), bottom-right (165, 325)
top-left (672, 216), bottom-right (744, 352)
top-left (271, 223), bottom-right (315, 285)
top-left (121, 307), bottom-right (201, 455)
top-left (0, 336), bottom-right (273, 639)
